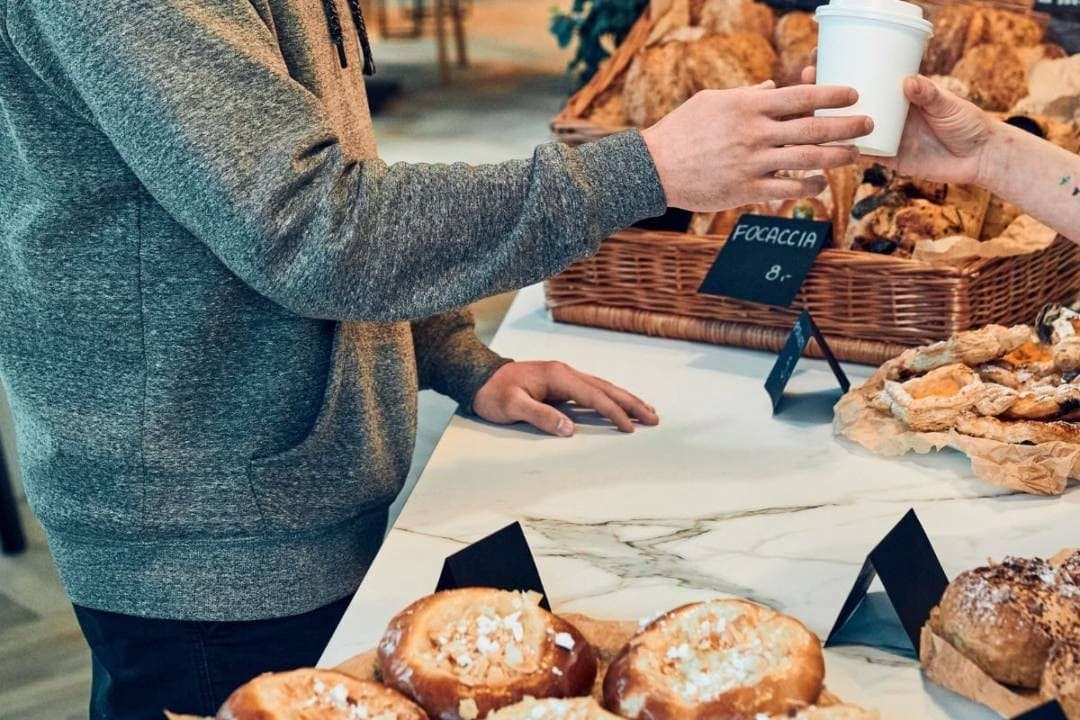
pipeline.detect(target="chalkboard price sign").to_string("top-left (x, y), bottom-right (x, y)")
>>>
top-left (698, 214), bottom-right (831, 308)
top-left (1034, 0), bottom-right (1080, 19)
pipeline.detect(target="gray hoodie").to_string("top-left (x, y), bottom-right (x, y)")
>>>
top-left (0, 0), bottom-right (664, 620)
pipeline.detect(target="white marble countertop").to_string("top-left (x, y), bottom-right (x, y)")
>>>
top-left (319, 284), bottom-right (1079, 719)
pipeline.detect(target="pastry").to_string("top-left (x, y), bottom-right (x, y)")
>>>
top-left (924, 5), bottom-right (1045, 76)
top-left (923, 4), bottom-right (977, 75)
top-left (928, 557), bottom-right (1076, 689)
top-left (774, 12), bottom-right (817, 87)
top-left (953, 412), bottom-right (1080, 445)
top-left (1042, 640), bottom-right (1080, 720)
top-left (757, 707), bottom-right (878, 720)
top-left (623, 42), bottom-right (692, 127)
top-left (698, 32), bottom-right (777, 86)
top-left (843, 164), bottom-right (989, 256)
top-left (378, 588), bottom-right (597, 720)
top-left (217, 669), bottom-right (427, 720)
top-left (602, 599), bottom-right (824, 720)
top-left (585, 84), bottom-right (628, 127)
top-left (872, 364), bottom-right (1015, 432)
top-left (683, 35), bottom-right (761, 91)
top-left (893, 324), bottom-right (1035, 376)
top-left (951, 44), bottom-right (1028, 112)
top-left (981, 196), bottom-right (1021, 240)
top-left (696, 0), bottom-right (775, 38)
top-left (486, 697), bottom-right (622, 720)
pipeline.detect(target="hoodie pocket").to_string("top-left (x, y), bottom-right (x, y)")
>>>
top-left (246, 323), bottom-right (417, 532)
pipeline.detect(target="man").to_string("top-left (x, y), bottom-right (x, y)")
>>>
top-left (0, 1), bottom-right (868, 716)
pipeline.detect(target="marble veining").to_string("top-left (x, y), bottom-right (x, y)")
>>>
top-left (320, 285), bottom-right (1079, 720)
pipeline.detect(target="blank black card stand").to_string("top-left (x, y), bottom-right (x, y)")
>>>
top-left (1013, 701), bottom-right (1069, 720)
top-left (825, 509), bottom-right (948, 658)
top-left (0, 441), bottom-right (25, 555)
top-left (435, 521), bottom-right (550, 610)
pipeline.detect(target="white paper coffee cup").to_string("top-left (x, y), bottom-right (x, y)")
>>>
top-left (814, 0), bottom-right (933, 157)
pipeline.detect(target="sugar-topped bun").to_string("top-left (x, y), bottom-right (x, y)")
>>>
top-left (217, 669), bottom-right (426, 720)
top-left (759, 706), bottom-right (878, 720)
top-left (486, 696), bottom-right (622, 720)
top-left (602, 599), bottom-right (824, 720)
top-left (929, 556), bottom-right (1080, 689)
top-left (377, 588), bottom-right (597, 720)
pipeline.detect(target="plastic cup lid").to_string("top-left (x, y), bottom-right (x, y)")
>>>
top-left (816, 0), bottom-right (933, 33)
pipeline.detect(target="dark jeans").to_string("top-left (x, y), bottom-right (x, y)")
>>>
top-left (73, 595), bottom-right (352, 720)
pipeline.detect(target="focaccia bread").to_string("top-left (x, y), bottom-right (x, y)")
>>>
top-left (774, 12), bottom-right (817, 86)
top-left (216, 669), bottom-right (427, 720)
top-left (602, 599), bottom-right (824, 720)
top-left (485, 696), bottom-right (622, 720)
top-left (377, 588), bottom-right (597, 720)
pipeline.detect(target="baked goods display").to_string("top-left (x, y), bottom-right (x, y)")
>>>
top-left (921, 551), bottom-right (1080, 718)
top-left (602, 599), bottom-right (825, 719)
top-left (169, 590), bottom-right (881, 720)
top-left (563, 0), bottom-right (1078, 264)
top-left (377, 588), bottom-right (597, 719)
top-left (834, 308), bottom-right (1080, 494)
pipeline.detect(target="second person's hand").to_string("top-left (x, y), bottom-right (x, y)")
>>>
top-left (641, 82), bottom-right (872, 212)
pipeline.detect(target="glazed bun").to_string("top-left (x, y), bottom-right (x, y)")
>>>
top-left (217, 669), bottom-right (426, 720)
top-left (602, 599), bottom-right (824, 720)
top-left (486, 696), bottom-right (622, 720)
top-left (929, 556), bottom-right (1077, 689)
top-left (377, 588), bottom-right (597, 720)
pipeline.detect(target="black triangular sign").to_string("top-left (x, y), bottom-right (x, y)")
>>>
top-left (825, 509), bottom-right (948, 655)
top-left (1013, 701), bottom-right (1069, 720)
top-left (434, 522), bottom-right (550, 610)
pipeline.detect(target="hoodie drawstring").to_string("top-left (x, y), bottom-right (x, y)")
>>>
top-left (321, 0), bottom-right (376, 75)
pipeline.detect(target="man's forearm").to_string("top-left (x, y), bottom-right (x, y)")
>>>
top-left (980, 122), bottom-right (1080, 243)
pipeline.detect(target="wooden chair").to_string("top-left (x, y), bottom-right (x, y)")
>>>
top-left (371, 0), bottom-right (470, 84)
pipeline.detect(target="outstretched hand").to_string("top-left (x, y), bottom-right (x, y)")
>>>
top-left (642, 82), bottom-right (871, 211)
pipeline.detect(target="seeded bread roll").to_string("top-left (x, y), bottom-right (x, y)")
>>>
top-left (486, 697), bottom-right (623, 720)
top-left (602, 599), bottom-right (824, 720)
top-left (377, 589), bottom-right (597, 720)
top-left (928, 557), bottom-right (1080, 689)
top-left (216, 669), bottom-right (426, 720)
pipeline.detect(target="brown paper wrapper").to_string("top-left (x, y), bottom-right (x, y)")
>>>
top-left (336, 613), bottom-right (861, 712)
top-left (910, 215), bottom-right (1060, 266)
top-left (834, 378), bottom-right (1079, 495)
top-left (919, 626), bottom-right (1045, 718)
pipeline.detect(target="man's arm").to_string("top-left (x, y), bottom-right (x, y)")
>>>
top-left (411, 310), bottom-right (510, 414)
top-left (14, 0), bottom-right (666, 323)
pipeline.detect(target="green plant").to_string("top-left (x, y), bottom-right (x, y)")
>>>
top-left (550, 0), bottom-right (649, 89)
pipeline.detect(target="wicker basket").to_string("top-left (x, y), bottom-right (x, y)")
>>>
top-left (545, 229), bottom-right (1080, 365)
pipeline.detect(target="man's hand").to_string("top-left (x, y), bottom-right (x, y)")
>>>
top-left (472, 361), bottom-right (659, 437)
top-left (641, 83), bottom-right (872, 211)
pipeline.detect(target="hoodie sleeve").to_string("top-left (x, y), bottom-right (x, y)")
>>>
top-left (411, 310), bottom-right (511, 413)
top-left (14, 0), bottom-right (666, 323)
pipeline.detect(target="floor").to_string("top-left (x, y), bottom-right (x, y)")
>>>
top-left (0, 3), bottom-right (571, 717)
